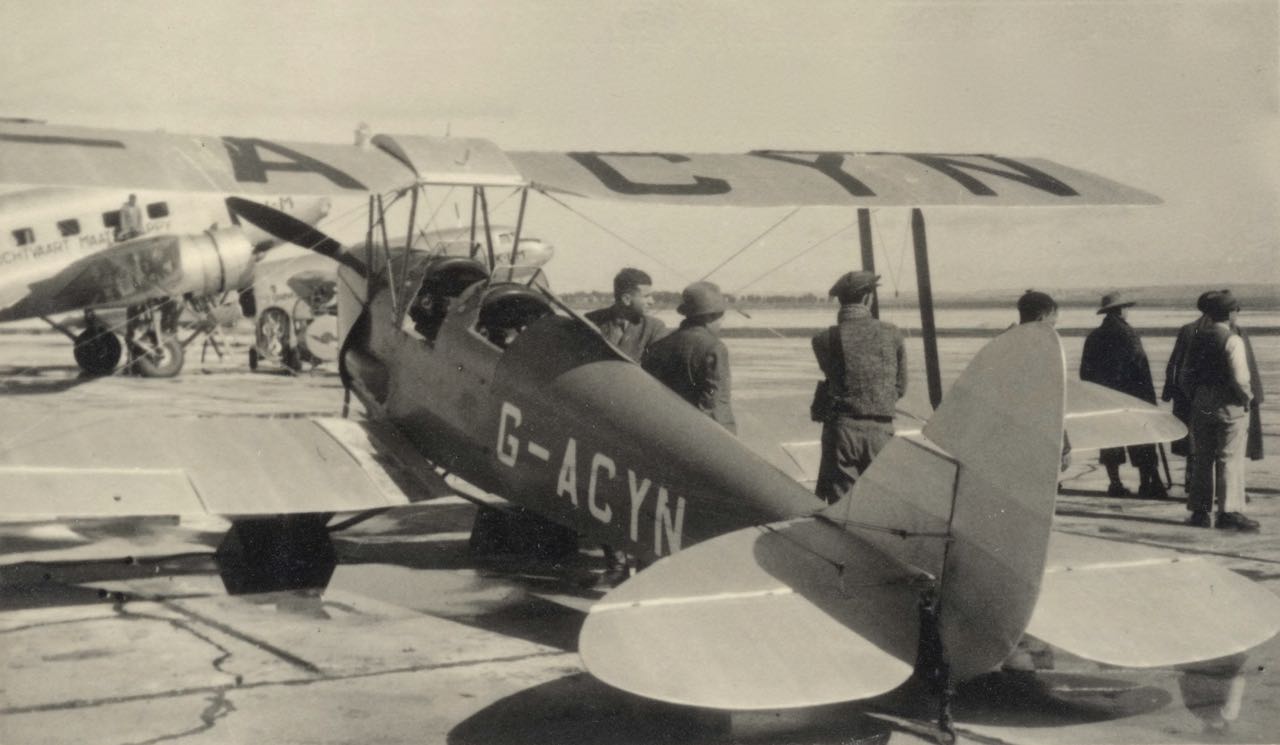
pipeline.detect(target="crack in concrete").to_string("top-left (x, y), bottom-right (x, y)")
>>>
top-left (119, 689), bottom-right (237, 745)
top-left (0, 649), bottom-right (571, 716)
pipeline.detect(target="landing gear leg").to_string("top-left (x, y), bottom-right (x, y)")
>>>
top-left (126, 299), bottom-right (185, 377)
top-left (916, 588), bottom-right (957, 745)
top-left (215, 514), bottom-right (337, 595)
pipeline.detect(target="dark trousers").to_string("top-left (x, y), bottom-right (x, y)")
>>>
top-left (1099, 444), bottom-right (1157, 469)
top-left (815, 417), bottom-right (893, 504)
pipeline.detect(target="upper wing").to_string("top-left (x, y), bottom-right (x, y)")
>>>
top-left (509, 150), bottom-right (1162, 207)
top-left (2, 122), bottom-right (1159, 206)
top-left (0, 416), bottom-right (454, 520)
top-left (0, 122), bottom-right (523, 195)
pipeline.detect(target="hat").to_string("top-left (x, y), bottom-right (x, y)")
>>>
top-left (828, 270), bottom-right (880, 302)
top-left (677, 281), bottom-right (727, 317)
top-left (1195, 290), bottom-right (1221, 314)
top-left (1204, 290), bottom-right (1240, 320)
top-left (1097, 291), bottom-right (1136, 315)
top-left (1017, 290), bottom-right (1057, 322)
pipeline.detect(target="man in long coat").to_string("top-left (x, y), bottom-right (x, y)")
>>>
top-left (642, 281), bottom-right (736, 433)
top-left (1081, 292), bottom-right (1165, 498)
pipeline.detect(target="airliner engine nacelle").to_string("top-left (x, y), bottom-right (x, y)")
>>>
top-left (178, 228), bottom-right (257, 297)
top-left (36, 228), bottom-right (258, 316)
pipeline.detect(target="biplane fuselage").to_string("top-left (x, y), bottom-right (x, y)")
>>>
top-left (345, 254), bottom-right (822, 563)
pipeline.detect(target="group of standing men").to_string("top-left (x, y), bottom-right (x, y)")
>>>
top-left (591, 267), bottom-right (1262, 544)
top-left (1027, 287), bottom-right (1262, 532)
top-left (591, 267), bottom-right (908, 508)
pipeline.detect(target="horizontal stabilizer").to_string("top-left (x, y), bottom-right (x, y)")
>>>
top-left (579, 518), bottom-right (923, 710)
top-left (1064, 380), bottom-right (1186, 451)
top-left (1028, 533), bottom-right (1280, 667)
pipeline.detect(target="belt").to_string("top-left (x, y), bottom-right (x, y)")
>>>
top-left (838, 414), bottom-right (894, 424)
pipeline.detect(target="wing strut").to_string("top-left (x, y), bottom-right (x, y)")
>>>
top-left (856, 208), bottom-right (880, 319)
top-left (912, 208), bottom-right (943, 409)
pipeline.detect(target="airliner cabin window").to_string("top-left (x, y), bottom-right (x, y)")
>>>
top-left (102, 211), bottom-right (121, 230)
top-left (12, 228), bottom-right (34, 246)
top-left (147, 202), bottom-right (170, 219)
top-left (58, 219), bottom-right (80, 237)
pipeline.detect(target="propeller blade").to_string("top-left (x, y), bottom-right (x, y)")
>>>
top-left (226, 197), bottom-right (365, 276)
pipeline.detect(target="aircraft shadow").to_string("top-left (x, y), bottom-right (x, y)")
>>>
top-left (873, 671), bottom-right (1174, 728)
top-left (0, 367), bottom-right (97, 395)
top-left (448, 673), bottom-right (893, 745)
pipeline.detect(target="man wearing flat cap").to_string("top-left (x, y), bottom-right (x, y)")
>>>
top-left (810, 270), bottom-right (907, 503)
top-left (642, 281), bottom-right (736, 433)
top-left (1183, 290), bottom-right (1258, 531)
top-left (1081, 291), bottom-right (1165, 498)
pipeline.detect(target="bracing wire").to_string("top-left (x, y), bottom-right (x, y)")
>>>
top-left (695, 206), bottom-right (802, 282)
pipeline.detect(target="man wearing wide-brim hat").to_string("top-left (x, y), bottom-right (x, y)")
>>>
top-left (641, 281), bottom-right (736, 433)
top-left (1183, 290), bottom-right (1259, 531)
top-left (1080, 291), bottom-right (1166, 498)
top-left (810, 270), bottom-right (907, 503)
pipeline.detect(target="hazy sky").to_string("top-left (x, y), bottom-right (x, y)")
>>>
top-left (1, 0), bottom-right (1276, 295)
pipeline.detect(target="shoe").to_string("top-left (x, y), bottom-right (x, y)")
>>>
top-left (1187, 510), bottom-right (1211, 528)
top-left (1215, 512), bottom-right (1260, 532)
top-left (1107, 482), bottom-right (1132, 497)
top-left (1138, 482), bottom-right (1169, 500)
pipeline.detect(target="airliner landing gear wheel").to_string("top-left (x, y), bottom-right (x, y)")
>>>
top-left (73, 328), bottom-right (122, 376)
top-left (133, 337), bottom-right (185, 378)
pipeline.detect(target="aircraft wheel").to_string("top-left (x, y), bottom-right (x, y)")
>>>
top-left (134, 337), bottom-right (185, 378)
top-left (73, 328), bottom-right (122, 376)
top-left (216, 515), bottom-right (336, 594)
top-left (248, 347), bottom-right (259, 371)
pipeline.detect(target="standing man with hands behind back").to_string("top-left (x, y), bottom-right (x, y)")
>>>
top-left (810, 271), bottom-right (907, 504)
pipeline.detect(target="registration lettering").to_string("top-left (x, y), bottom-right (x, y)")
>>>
top-left (495, 402), bottom-right (686, 556)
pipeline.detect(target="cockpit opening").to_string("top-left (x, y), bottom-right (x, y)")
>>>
top-left (408, 256), bottom-right (489, 341)
top-left (477, 284), bottom-right (554, 350)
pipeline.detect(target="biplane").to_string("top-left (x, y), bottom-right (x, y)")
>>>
top-left (0, 180), bottom-right (329, 377)
top-left (1, 120), bottom-right (1275, 739)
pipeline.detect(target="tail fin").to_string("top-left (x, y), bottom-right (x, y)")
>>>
top-left (575, 325), bottom-right (1067, 710)
top-left (823, 322), bottom-right (1066, 679)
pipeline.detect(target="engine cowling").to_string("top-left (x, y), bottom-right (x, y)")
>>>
top-left (176, 227), bottom-right (257, 297)
top-left (46, 228), bottom-right (257, 315)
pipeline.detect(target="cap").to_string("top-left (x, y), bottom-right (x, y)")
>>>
top-left (1017, 290), bottom-right (1057, 321)
top-left (828, 270), bottom-right (880, 302)
top-left (1204, 290), bottom-right (1240, 319)
top-left (1097, 291), bottom-right (1137, 315)
top-left (676, 281), bottom-right (727, 317)
top-left (1196, 290), bottom-right (1221, 314)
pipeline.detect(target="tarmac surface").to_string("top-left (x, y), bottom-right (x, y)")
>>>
top-left (1, 324), bottom-right (1277, 745)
